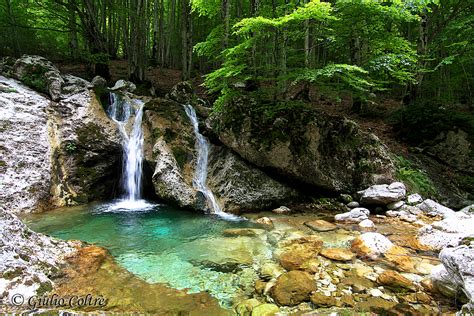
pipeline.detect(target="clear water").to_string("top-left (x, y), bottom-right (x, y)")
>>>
top-left (24, 202), bottom-right (268, 307)
top-left (183, 104), bottom-right (239, 221)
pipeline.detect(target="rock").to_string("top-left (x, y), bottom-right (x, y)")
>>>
top-left (431, 244), bottom-right (474, 308)
top-left (11, 55), bottom-right (63, 101)
top-left (260, 262), bottom-right (284, 280)
top-left (223, 228), bottom-right (265, 237)
top-left (271, 271), bottom-right (317, 306)
top-left (358, 182), bottom-right (406, 206)
top-left (416, 199), bottom-right (456, 218)
top-left (272, 206), bottom-right (291, 214)
top-left (177, 236), bottom-right (267, 273)
top-left (341, 275), bottom-right (375, 293)
top-left (211, 95), bottom-right (395, 193)
top-left (426, 130), bottom-right (474, 173)
top-left (369, 288), bottom-right (384, 297)
top-left (418, 215), bottom-right (474, 250)
top-left (91, 75), bottom-right (107, 87)
top-left (310, 292), bottom-right (337, 307)
top-left (351, 233), bottom-right (416, 272)
top-left (386, 210), bottom-right (417, 223)
top-left (251, 303), bottom-right (279, 316)
top-left (255, 280), bottom-right (266, 294)
top-left (347, 201), bottom-right (360, 208)
top-left (387, 201), bottom-right (405, 210)
top-left (376, 270), bottom-right (416, 292)
top-left (235, 298), bottom-right (261, 316)
top-left (335, 208), bottom-right (369, 223)
top-left (358, 219), bottom-right (375, 228)
top-left (407, 194), bottom-right (423, 205)
top-left (320, 248), bottom-right (355, 261)
top-left (0, 207), bottom-right (76, 305)
top-left (168, 81), bottom-right (194, 105)
top-left (461, 204), bottom-right (474, 214)
top-left (111, 79), bottom-right (136, 92)
top-left (276, 236), bottom-right (323, 271)
top-left (255, 217), bottom-right (274, 229)
top-left (400, 204), bottom-right (422, 215)
top-left (304, 220), bottom-right (337, 232)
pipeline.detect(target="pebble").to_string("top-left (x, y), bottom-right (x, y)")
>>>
top-left (369, 288), bottom-right (384, 297)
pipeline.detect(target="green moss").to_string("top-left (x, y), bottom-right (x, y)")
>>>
top-left (163, 128), bottom-right (177, 143)
top-left (172, 147), bottom-right (189, 170)
top-left (2, 267), bottom-right (24, 280)
top-left (65, 142), bottom-right (77, 154)
top-left (36, 281), bottom-right (53, 296)
top-left (0, 160), bottom-right (6, 167)
top-left (20, 64), bottom-right (49, 94)
top-left (152, 128), bottom-right (162, 140)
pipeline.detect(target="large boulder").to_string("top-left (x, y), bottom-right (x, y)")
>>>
top-left (1, 58), bottom-right (122, 210)
top-left (0, 75), bottom-right (52, 213)
top-left (416, 199), bottom-right (457, 218)
top-left (210, 95), bottom-right (395, 193)
top-left (0, 207), bottom-right (77, 305)
top-left (270, 271), bottom-right (316, 306)
top-left (143, 97), bottom-right (299, 213)
top-left (358, 182), bottom-right (406, 206)
top-left (207, 145), bottom-right (298, 213)
top-left (418, 214), bottom-right (474, 250)
top-left (431, 243), bottom-right (474, 312)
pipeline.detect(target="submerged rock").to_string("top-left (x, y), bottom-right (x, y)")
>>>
top-left (305, 219), bottom-right (337, 232)
top-left (211, 95), bottom-right (395, 193)
top-left (358, 182), bottom-right (406, 206)
top-left (271, 271), bottom-right (316, 306)
top-left (376, 270), bottom-right (416, 292)
top-left (319, 248), bottom-right (355, 261)
top-left (276, 236), bottom-right (323, 271)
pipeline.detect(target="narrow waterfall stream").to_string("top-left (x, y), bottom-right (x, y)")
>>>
top-left (183, 104), bottom-right (239, 220)
top-left (107, 93), bottom-right (151, 210)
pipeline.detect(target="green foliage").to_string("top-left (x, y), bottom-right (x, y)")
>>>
top-left (65, 142), bottom-right (77, 154)
top-left (394, 155), bottom-right (437, 197)
top-left (87, 53), bottom-right (110, 65)
top-left (20, 64), bottom-right (49, 94)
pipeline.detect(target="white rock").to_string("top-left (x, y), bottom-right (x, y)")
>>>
top-left (387, 201), bottom-right (405, 210)
top-left (369, 288), bottom-right (384, 297)
top-left (461, 204), bottom-right (474, 214)
top-left (355, 232), bottom-right (394, 257)
top-left (347, 201), bottom-right (360, 208)
top-left (358, 182), bottom-right (406, 206)
top-left (359, 219), bottom-right (375, 228)
top-left (418, 216), bottom-right (474, 250)
top-left (335, 208), bottom-right (369, 223)
top-left (407, 194), bottom-right (423, 205)
top-left (417, 199), bottom-right (456, 218)
top-left (111, 79), bottom-right (136, 92)
top-left (431, 244), bottom-right (474, 310)
top-left (272, 206), bottom-right (291, 214)
top-left (400, 205), bottom-right (422, 215)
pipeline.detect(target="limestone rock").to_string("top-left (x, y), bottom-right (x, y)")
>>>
top-left (407, 194), bottom-right (423, 205)
top-left (416, 199), bottom-right (456, 218)
top-left (461, 204), bottom-right (474, 214)
top-left (211, 95), bottom-right (395, 193)
top-left (305, 220), bottom-right (337, 232)
top-left (111, 79), bottom-right (136, 92)
top-left (207, 146), bottom-right (298, 213)
top-left (335, 208), bottom-right (369, 223)
top-left (376, 270), bottom-right (416, 292)
top-left (223, 228), bottom-right (265, 237)
top-left (251, 303), bottom-right (279, 316)
top-left (276, 236), bottom-right (323, 271)
top-left (91, 75), bottom-right (107, 87)
top-left (272, 206), bottom-right (291, 214)
top-left (347, 201), bottom-right (360, 208)
top-left (431, 244), bottom-right (474, 312)
top-left (235, 298), bottom-right (261, 316)
top-left (271, 271), bottom-right (316, 306)
top-left (255, 217), bottom-right (274, 229)
top-left (387, 201), bottom-right (405, 210)
top-left (426, 130), bottom-right (474, 173)
top-left (0, 207), bottom-right (76, 305)
top-left (418, 215), bottom-right (474, 250)
top-left (319, 248), bottom-right (355, 261)
top-left (359, 219), bottom-right (375, 228)
top-left (310, 292), bottom-right (337, 307)
top-left (358, 182), bottom-right (406, 206)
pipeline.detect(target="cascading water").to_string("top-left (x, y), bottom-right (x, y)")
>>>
top-left (107, 93), bottom-right (151, 211)
top-left (183, 104), bottom-right (239, 220)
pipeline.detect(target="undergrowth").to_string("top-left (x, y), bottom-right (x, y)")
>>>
top-left (394, 155), bottom-right (437, 198)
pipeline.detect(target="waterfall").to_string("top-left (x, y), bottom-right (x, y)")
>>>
top-left (183, 104), bottom-right (239, 220)
top-left (107, 93), bottom-right (150, 210)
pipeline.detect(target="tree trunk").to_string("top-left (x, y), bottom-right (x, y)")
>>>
top-left (181, 0), bottom-right (192, 80)
top-left (68, 0), bottom-right (78, 60)
top-left (128, 0), bottom-right (147, 82)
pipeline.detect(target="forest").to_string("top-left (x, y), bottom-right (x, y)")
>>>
top-left (1, 0), bottom-right (472, 105)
